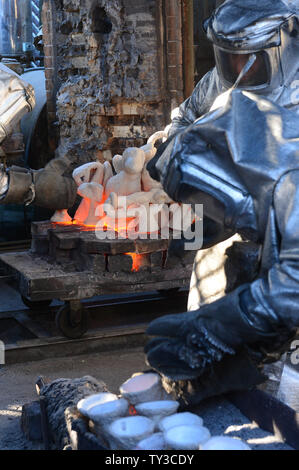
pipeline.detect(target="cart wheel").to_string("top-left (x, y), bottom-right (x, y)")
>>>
top-left (21, 295), bottom-right (52, 310)
top-left (55, 301), bottom-right (88, 339)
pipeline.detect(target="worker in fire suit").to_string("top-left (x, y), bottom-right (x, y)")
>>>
top-left (144, 0), bottom-right (299, 406)
top-left (0, 0), bottom-right (298, 404)
top-left (0, 0), bottom-right (298, 210)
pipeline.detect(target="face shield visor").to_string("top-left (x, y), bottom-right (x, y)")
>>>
top-left (213, 46), bottom-right (278, 91)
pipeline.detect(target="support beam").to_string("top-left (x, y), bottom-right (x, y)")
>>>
top-left (182, 0), bottom-right (195, 99)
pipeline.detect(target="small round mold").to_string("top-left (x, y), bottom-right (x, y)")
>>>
top-left (88, 398), bottom-right (129, 426)
top-left (165, 425), bottom-right (211, 450)
top-left (119, 372), bottom-right (163, 405)
top-left (200, 436), bottom-right (251, 450)
top-left (135, 400), bottom-right (179, 429)
top-left (135, 432), bottom-right (167, 450)
top-left (158, 412), bottom-right (203, 433)
top-left (107, 415), bottom-right (155, 450)
top-left (77, 392), bottom-right (118, 418)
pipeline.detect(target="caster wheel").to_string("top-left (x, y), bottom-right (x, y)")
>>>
top-left (55, 301), bottom-right (88, 339)
top-left (21, 295), bottom-right (52, 310)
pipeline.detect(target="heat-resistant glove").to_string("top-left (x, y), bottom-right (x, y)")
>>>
top-left (0, 156), bottom-right (78, 210)
top-left (145, 285), bottom-right (296, 407)
top-left (145, 285), bottom-right (294, 381)
top-left (145, 309), bottom-right (237, 381)
top-left (158, 347), bottom-right (268, 409)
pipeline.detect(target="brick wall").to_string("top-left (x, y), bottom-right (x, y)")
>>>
top-left (42, 0), bottom-right (185, 165)
top-left (42, 0), bottom-right (59, 153)
top-left (164, 0), bottom-right (184, 110)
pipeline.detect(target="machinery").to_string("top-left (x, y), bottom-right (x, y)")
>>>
top-left (0, 0), bottom-right (41, 65)
top-left (0, 0), bottom-right (48, 243)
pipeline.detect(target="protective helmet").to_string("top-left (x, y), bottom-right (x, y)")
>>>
top-left (204, 0), bottom-right (299, 94)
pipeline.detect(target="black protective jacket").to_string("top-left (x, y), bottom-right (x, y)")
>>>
top-left (145, 90), bottom-right (299, 406)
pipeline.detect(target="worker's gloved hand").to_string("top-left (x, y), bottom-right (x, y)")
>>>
top-left (0, 164), bottom-right (8, 196)
top-left (0, 157), bottom-right (78, 210)
top-left (145, 309), bottom-right (235, 381)
top-left (145, 286), bottom-right (283, 381)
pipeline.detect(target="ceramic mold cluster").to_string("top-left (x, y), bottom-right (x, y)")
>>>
top-left (51, 130), bottom-right (194, 234)
top-left (76, 372), bottom-right (251, 450)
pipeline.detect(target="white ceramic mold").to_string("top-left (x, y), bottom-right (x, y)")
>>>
top-left (77, 392), bottom-right (128, 425)
top-left (200, 436), bottom-right (251, 450)
top-left (158, 412), bottom-right (204, 433)
top-left (135, 432), bottom-right (167, 451)
top-left (119, 372), bottom-right (164, 405)
top-left (107, 415), bottom-right (155, 450)
top-left (77, 393), bottom-right (118, 416)
top-left (135, 400), bottom-right (179, 429)
top-left (88, 398), bottom-right (129, 426)
top-left (164, 425), bottom-right (211, 450)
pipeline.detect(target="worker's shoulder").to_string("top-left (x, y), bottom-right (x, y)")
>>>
top-left (188, 67), bottom-right (222, 114)
top-left (193, 67), bottom-right (218, 92)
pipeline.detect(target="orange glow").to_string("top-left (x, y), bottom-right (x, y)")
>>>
top-left (52, 221), bottom-right (76, 226)
top-left (80, 224), bottom-right (97, 230)
top-left (125, 252), bottom-right (145, 272)
top-left (52, 216), bottom-right (156, 240)
top-left (129, 405), bottom-right (137, 415)
top-left (52, 213), bottom-right (150, 273)
top-left (103, 217), bottom-right (135, 234)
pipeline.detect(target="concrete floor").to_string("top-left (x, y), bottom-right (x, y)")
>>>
top-left (0, 348), bottom-right (149, 450)
top-left (0, 281), bottom-right (295, 451)
top-left (0, 348), bottom-right (294, 451)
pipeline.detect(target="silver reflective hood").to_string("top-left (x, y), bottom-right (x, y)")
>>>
top-left (203, 0), bottom-right (299, 96)
top-left (204, 0), bottom-right (295, 50)
top-left (0, 63), bottom-right (35, 145)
